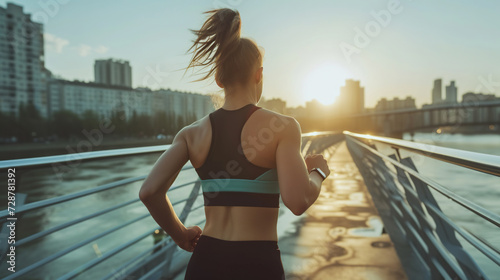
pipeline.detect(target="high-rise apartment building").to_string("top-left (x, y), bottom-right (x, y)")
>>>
top-left (94, 59), bottom-right (132, 88)
top-left (338, 79), bottom-right (365, 115)
top-left (445, 80), bottom-right (457, 103)
top-left (432, 79), bottom-right (442, 104)
top-left (0, 3), bottom-right (46, 118)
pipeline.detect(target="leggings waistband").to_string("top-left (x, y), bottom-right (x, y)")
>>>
top-left (197, 235), bottom-right (279, 251)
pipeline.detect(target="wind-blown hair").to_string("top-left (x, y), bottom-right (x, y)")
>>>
top-left (185, 8), bottom-right (263, 87)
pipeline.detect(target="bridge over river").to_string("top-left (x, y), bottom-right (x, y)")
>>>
top-left (324, 100), bottom-right (500, 138)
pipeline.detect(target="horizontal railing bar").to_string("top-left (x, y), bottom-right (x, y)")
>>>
top-left (70, 215), bottom-right (205, 280)
top-left (465, 228), bottom-right (500, 256)
top-left (0, 144), bottom-right (172, 169)
top-left (136, 246), bottom-right (177, 280)
top-left (101, 235), bottom-right (173, 280)
top-left (347, 136), bottom-right (500, 228)
top-left (301, 131), bottom-right (339, 137)
top-left (3, 213), bottom-right (150, 280)
top-left (13, 186), bottom-right (201, 255)
top-left (344, 131), bottom-right (500, 177)
top-left (138, 218), bottom-right (206, 280)
top-left (104, 206), bottom-right (207, 280)
top-left (425, 203), bottom-right (500, 266)
top-left (0, 165), bottom-right (194, 219)
top-left (17, 198), bottom-right (142, 246)
top-left (137, 242), bottom-right (180, 280)
top-left (58, 227), bottom-right (162, 280)
top-left (0, 175), bottom-right (144, 219)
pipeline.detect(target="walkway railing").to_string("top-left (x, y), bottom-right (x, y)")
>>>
top-left (344, 131), bottom-right (500, 280)
top-left (0, 132), bottom-right (343, 280)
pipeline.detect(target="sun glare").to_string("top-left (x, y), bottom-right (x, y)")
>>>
top-left (302, 63), bottom-right (350, 105)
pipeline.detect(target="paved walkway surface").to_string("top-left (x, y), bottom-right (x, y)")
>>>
top-left (279, 141), bottom-right (407, 280)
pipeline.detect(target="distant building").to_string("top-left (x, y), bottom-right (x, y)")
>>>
top-left (286, 106), bottom-right (307, 118)
top-left (306, 99), bottom-right (324, 113)
top-left (337, 79), bottom-right (365, 115)
top-left (47, 79), bottom-right (213, 122)
top-left (0, 3), bottom-right (46, 118)
top-left (375, 96), bottom-right (416, 111)
top-left (48, 79), bottom-right (148, 121)
top-left (462, 92), bottom-right (499, 103)
top-left (153, 89), bottom-right (214, 120)
top-left (432, 79), bottom-right (442, 104)
top-left (258, 97), bottom-right (287, 114)
top-left (94, 59), bottom-right (132, 88)
top-left (304, 99), bottom-right (333, 119)
top-left (445, 81), bottom-right (458, 104)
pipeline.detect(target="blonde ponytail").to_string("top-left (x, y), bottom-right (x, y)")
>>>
top-left (185, 8), bottom-right (262, 87)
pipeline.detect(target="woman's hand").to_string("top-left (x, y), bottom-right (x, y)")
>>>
top-left (175, 225), bottom-right (203, 252)
top-left (304, 154), bottom-right (331, 178)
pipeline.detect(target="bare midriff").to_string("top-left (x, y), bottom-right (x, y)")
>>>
top-left (202, 206), bottom-right (279, 241)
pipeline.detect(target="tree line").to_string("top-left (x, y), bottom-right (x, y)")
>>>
top-left (0, 102), bottom-right (198, 143)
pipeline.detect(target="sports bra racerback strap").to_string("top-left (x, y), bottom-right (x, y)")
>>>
top-left (194, 103), bottom-right (280, 208)
top-left (195, 103), bottom-right (272, 180)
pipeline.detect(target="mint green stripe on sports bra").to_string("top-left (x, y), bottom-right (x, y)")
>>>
top-left (200, 168), bottom-right (280, 194)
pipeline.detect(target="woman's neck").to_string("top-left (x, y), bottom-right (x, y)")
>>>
top-left (221, 86), bottom-right (258, 110)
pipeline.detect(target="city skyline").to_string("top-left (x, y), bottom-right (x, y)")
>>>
top-left (1, 0), bottom-right (499, 108)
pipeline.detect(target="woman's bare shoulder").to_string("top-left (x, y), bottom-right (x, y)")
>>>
top-left (190, 114), bottom-right (210, 128)
top-left (257, 108), bottom-right (300, 130)
top-left (177, 114), bottom-right (211, 142)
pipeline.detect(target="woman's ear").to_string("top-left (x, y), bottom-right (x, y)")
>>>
top-left (215, 77), bottom-right (224, 88)
top-left (254, 66), bottom-right (263, 84)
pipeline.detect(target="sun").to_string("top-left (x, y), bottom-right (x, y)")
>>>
top-left (302, 63), bottom-right (350, 105)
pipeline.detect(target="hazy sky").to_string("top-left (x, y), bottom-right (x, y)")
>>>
top-left (3, 0), bottom-right (499, 108)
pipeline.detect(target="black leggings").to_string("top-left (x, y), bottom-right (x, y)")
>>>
top-left (184, 235), bottom-right (285, 280)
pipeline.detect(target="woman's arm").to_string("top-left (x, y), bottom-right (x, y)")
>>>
top-left (139, 127), bottom-right (202, 252)
top-left (276, 117), bottom-right (330, 216)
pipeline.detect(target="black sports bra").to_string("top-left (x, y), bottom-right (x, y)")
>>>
top-left (194, 103), bottom-right (280, 208)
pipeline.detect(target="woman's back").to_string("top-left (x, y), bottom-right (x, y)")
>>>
top-left (185, 103), bottom-right (292, 241)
